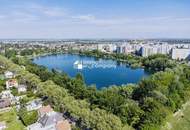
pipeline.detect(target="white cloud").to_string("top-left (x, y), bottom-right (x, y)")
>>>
top-left (0, 2), bottom-right (190, 38)
top-left (1, 2), bottom-right (189, 25)
top-left (72, 14), bottom-right (95, 21)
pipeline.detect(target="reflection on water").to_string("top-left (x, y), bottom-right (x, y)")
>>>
top-left (73, 60), bottom-right (117, 70)
top-left (33, 54), bottom-right (151, 88)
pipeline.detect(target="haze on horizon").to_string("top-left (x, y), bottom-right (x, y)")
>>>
top-left (0, 0), bottom-right (190, 39)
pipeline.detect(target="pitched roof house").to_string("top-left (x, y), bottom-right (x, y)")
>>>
top-left (17, 84), bottom-right (27, 93)
top-left (26, 99), bottom-right (42, 111)
top-left (39, 112), bottom-right (63, 127)
top-left (56, 120), bottom-right (71, 130)
top-left (27, 105), bottom-right (71, 130)
top-left (28, 112), bottom-right (63, 130)
top-left (0, 90), bottom-right (14, 99)
top-left (4, 71), bottom-right (14, 79)
top-left (38, 105), bottom-right (53, 117)
top-left (6, 79), bottom-right (18, 89)
top-left (0, 99), bottom-right (11, 109)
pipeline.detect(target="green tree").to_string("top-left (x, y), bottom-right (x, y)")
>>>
top-left (5, 49), bottom-right (17, 59)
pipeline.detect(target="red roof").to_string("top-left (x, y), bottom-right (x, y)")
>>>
top-left (7, 79), bottom-right (17, 84)
top-left (38, 105), bottom-right (53, 116)
top-left (56, 120), bottom-right (71, 130)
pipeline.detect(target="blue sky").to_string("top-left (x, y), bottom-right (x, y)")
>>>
top-left (0, 0), bottom-right (190, 39)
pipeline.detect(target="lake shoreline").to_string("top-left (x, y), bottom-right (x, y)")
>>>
top-left (33, 53), bottom-right (151, 88)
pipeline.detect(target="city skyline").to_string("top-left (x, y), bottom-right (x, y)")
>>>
top-left (0, 0), bottom-right (190, 39)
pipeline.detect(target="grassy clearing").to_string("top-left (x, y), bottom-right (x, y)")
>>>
top-left (0, 108), bottom-right (25, 130)
top-left (162, 101), bottom-right (190, 130)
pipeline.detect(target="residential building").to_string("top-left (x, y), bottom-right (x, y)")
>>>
top-left (0, 90), bottom-right (23, 104)
top-left (4, 71), bottom-right (14, 79)
top-left (0, 99), bottom-right (11, 109)
top-left (0, 90), bottom-right (14, 99)
top-left (17, 84), bottom-right (27, 93)
top-left (141, 46), bottom-right (157, 57)
top-left (11, 96), bottom-right (23, 105)
top-left (38, 105), bottom-right (53, 117)
top-left (56, 120), bottom-right (71, 130)
top-left (98, 44), bottom-right (116, 53)
top-left (28, 105), bottom-right (71, 130)
top-left (26, 99), bottom-right (42, 111)
top-left (116, 44), bottom-right (126, 54)
top-left (116, 43), bottom-right (136, 54)
top-left (27, 112), bottom-right (65, 130)
top-left (172, 48), bottom-right (190, 60)
top-left (6, 79), bottom-right (18, 89)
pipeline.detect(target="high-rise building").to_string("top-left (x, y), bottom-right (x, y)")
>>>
top-left (98, 44), bottom-right (116, 53)
top-left (141, 46), bottom-right (157, 57)
top-left (116, 45), bottom-right (126, 53)
top-left (172, 48), bottom-right (190, 60)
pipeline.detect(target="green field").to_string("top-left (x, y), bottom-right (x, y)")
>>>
top-left (0, 108), bottom-right (25, 130)
top-left (163, 101), bottom-right (190, 130)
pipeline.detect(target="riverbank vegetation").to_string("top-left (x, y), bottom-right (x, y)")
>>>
top-left (4, 48), bottom-right (176, 71)
top-left (0, 55), bottom-right (131, 130)
top-left (1, 49), bottom-right (190, 130)
top-left (77, 50), bottom-right (176, 71)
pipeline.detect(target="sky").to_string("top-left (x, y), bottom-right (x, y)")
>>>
top-left (0, 0), bottom-right (190, 39)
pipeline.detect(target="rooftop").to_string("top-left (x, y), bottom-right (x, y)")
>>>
top-left (38, 105), bottom-right (53, 116)
top-left (56, 120), bottom-right (71, 130)
top-left (38, 112), bottom-right (63, 127)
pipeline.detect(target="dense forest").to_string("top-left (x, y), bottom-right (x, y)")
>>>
top-left (2, 49), bottom-right (190, 130)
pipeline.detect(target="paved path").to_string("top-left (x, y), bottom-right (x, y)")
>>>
top-left (0, 107), bottom-right (11, 113)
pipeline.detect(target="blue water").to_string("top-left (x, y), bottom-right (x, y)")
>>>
top-left (33, 54), bottom-right (150, 88)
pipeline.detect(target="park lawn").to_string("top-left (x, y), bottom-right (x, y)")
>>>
top-left (0, 108), bottom-right (25, 130)
top-left (162, 101), bottom-right (190, 130)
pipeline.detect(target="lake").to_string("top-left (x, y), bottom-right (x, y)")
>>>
top-left (33, 54), bottom-right (150, 88)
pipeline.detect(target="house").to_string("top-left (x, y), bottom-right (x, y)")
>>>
top-left (16, 104), bottom-right (21, 111)
top-left (38, 105), bottom-right (53, 117)
top-left (28, 105), bottom-right (71, 130)
top-left (28, 111), bottom-right (67, 130)
top-left (26, 99), bottom-right (42, 111)
top-left (17, 84), bottom-right (27, 93)
top-left (6, 79), bottom-right (18, 89)
top-left (0, 121), bottom-right (6, 130)
top-left (12, 95), bottom-right (25, 105)
top-left (0, 99), bottom-right (11, 109)
top-left (56, 120), bottom-right (71, 130)
top-left (4, 71), bottom-right (14, 79)
top-left (0, 90), bottom-right (14, 99)
top-left (0, 90), bottom-right (23, 105)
